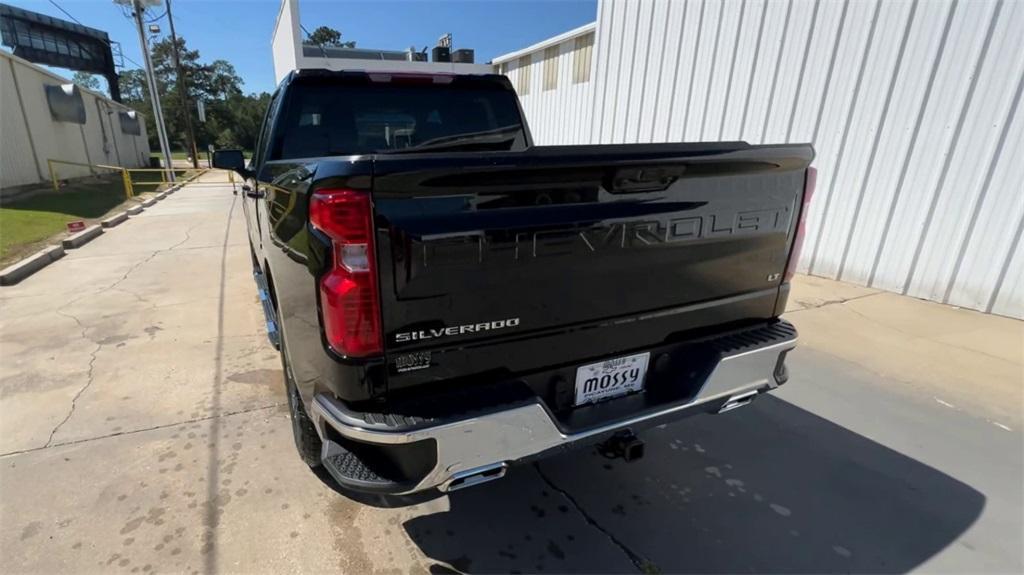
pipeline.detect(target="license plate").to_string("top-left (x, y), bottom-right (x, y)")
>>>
top-left (574, 352), bottom-right (651, 406)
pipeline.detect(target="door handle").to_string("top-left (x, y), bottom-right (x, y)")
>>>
top-left (242, 185), bottom-right (263, 199)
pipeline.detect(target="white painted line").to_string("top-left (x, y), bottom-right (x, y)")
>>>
top-left (992, 422), bottom-right (1012, 432)
top-left (934, 398), bottom-right (956, 409)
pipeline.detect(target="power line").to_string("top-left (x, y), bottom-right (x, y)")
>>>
top-left (46, 0), bottom-right (143, 69)
top-left (145, 8), bottom-right (167, 23)
top-left (46, 0), bottom-right (82, 25)
top-left (111, 42), bottom-right (144, 70)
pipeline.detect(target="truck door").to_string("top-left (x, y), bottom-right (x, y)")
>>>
top-left (246, 90), bottom-right (281, 255)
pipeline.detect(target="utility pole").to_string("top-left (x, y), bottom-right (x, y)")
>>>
top-left (130, 0), bottom-right (175, 180)
top-left (165, 0), bottom-right (198, 168)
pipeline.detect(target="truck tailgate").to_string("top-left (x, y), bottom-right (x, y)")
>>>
top-left (371, 143), bottom-right (813, 390)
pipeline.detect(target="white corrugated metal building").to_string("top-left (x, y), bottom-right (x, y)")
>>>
top-left (494, 0), bottom-right (1023, 319)
top-left (0, 50), bottom-right (151, 193)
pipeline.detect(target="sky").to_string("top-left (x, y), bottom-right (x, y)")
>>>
top-left (5, 0), bottom-right (597, 95)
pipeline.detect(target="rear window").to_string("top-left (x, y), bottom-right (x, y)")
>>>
top-left (271, 80), bottom-right (527, 159)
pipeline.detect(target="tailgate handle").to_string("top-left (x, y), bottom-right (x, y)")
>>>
top-left (607, 167), bottom-right (683, 193)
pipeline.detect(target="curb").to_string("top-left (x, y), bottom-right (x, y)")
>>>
top-left (2, 181), bottom-right (185, 287)
top-left (62, 225), bottom-right (103, 249)
top-left (0, 245), bottom-right (64, 286)
top-left (101, 212), bottom-right (129, 228)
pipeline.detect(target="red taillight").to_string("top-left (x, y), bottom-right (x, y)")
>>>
top-left (310, 189), bottom-right (382, 357)
top-left (785, 167), bottom-right (817, 282)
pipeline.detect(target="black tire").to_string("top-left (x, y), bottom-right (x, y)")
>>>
top-left (281, 334), bottom-right (323, 467)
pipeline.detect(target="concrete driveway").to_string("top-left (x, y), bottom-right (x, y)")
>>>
top-left (1, 176), bottom-right (1021, 574)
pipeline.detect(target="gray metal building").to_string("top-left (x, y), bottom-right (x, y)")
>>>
top-left (1, 50), bottom-right (151, 192)
top-left (494, 0), bottom-right (1023, 318)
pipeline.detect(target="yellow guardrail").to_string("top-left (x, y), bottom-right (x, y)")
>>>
top-left (48, 159), bottom-right (239, 198)
top-left (47, 159), bottom-right (132, 198)
top-left (121, 167), bottom-right (239, 195)
top-left (120, 167), bottom-right (197, 196)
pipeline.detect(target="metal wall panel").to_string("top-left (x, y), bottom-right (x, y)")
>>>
top-left (1, 53), bottom-right (41, 187)
top-left (502, 28), bottom-right (596, 145)
top-left (498, 0), bottom-right (1023, 317)
top-left (1, 51), bottom-right (150, 191)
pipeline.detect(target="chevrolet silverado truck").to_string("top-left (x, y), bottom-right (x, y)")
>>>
top-left (213, 69), bottom-right (816, 496)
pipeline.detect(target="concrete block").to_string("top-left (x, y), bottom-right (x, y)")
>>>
top-left (62, 225), bottom-right (103, 249)
top-left (101, 212), bottom-right (128, 228)
top-left (127, 205), bottom-right (144, 216)
top-left (142, 198), bottom-right (157, 207)
top-left (0, 245), bottom-right (64, 286)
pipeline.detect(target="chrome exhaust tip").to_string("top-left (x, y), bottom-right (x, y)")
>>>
top-left (717, 389), bottom-right (759, 414)
top-left (442, 462), bottom-right (508, 492)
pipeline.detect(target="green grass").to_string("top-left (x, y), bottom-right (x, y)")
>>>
top-left (0, 175), bottom-right (132, 264)
top-left (0, 167), bottom-right (210, 264)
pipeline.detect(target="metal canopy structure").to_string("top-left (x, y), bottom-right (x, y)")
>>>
top-left (0, 3), bottom-right (121, 101)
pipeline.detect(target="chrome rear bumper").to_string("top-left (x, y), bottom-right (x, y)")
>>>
top-left (311, 328), bottom-right (796, 494)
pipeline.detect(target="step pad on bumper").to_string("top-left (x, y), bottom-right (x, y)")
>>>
top-left (709, 321), bottom-right (797, 354)
top-left (320, 439), bottom-right (424, 494)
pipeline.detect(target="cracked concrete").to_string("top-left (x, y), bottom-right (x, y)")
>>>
top-left (1, 175), bottom-right (1020, 573)
top-left (534, 464), bottom-right (654, 573)
top-left (43, 316), bottom-right (100, 448)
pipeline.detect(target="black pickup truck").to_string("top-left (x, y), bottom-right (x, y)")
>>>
top-left (214, 69), bottom-right (815, 496)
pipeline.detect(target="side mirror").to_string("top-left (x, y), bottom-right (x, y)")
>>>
top-left (211, 149), bottom-right (250, 176)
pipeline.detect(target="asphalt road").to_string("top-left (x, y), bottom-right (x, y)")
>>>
top-left (1, 176), bottom-right (1020, 574)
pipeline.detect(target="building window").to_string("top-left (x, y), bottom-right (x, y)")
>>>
top-left (517, 55), bottom-right (531, 95)
top-left (573, 33), bottom-right (594, 84)
top-left (543, 46), bottom-right (559, 91)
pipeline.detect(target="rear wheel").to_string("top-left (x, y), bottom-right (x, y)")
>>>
top-left (282, 339), bottom-right (323, 468)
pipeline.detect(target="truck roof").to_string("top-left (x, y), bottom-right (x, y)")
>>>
top-left (280, 69), bottom-right (512, 91)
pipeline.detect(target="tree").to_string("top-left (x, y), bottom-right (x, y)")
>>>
top-left (118, 69), bottom-right (148, 102)
top-left (72, 71), bottom-right (102, 91)
top-left (117, 36), bottom-right (266, 153)
top-left (305, 25), bottom-right (356, 48)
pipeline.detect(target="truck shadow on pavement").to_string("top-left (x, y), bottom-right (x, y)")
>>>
top-left (402, 395), bottom-right (984, 574)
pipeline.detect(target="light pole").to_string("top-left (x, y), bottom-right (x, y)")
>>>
top-left (129, 0), bottom-right (175, 180)
top-left (166, 0), bottom-right (198, 168)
